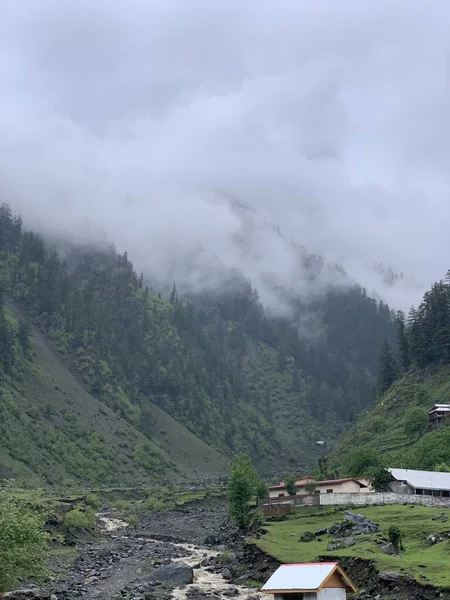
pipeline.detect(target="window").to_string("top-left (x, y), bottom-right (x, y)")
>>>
top-left (326, 489), bottom-right (333, 494)
top-left (278, 493), bottom-right (285, 497)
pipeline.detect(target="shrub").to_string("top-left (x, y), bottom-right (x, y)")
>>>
top-left (85, 493), bottom-right (101, 509)
top-left (0, 485), bottom-right (48, 592)
top-left (388, 525), bottom-right (403, 552)
top-left (64, 506), bottom-right (95, 532)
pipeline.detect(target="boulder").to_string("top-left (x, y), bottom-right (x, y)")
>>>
top-left (327, 522), bottom-right (341, 535)
top-left (380, 542), bottom-right (397, 555)
top-left (343, 537), bottom-right (355, 546)
top-left (432, 512), bottom-right (448, 522)
top-left (0, 591), bottom-right (51, 600)
top-left (299, 531), bottom-right (315, 542)
top-left (137, 562), bottom-right (194, 586)
top-left (342, 511), bottom-right (378, 534)
top-left (327, 540), bottom-right (343, 551)
top-left (315, 527), bottom-right (328, 536)
top-left (378, 572), bottom-right (400, 582)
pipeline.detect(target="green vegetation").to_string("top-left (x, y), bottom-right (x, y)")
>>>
top-left (0, 485), bottom-right (48, 592)
top-left (254, 505), bottom-right (450, 588)
top-left (343, 273), bottom-right (450, 476)
top-left (335, 367), bottom-right (450, 475)
top-left (284, 474), bottom-right (297, 496)
top-left (63, 505), bottom-right (96, 533)
top-left (227, 453), bottom-right (264, 528)
top-left (0, 203), bottom-right (398, 481)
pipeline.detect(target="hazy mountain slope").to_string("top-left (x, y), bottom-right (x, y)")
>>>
top-left (0, 306), bottom-right (228, 486)
top-left (334, 273), bottom-right (450, 475)
top-left (0, 204), bottom-right (397, 473)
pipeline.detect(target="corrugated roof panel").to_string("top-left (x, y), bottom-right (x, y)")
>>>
top-left (388, 468), bottom-right (450, 491)
top-left (261, 563), bottom-right (337, 591)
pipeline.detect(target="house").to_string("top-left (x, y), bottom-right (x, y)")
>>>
top-left (387, 468), bottom-right (450, 497)
top-left (261, 562), bottom-right (357, 600)
top-left (428, 404), bottom-right (450, 428)
top-left (268, 476), bottom-right (372, 499)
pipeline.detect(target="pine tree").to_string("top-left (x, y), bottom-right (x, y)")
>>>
top-left (17, 320), bottom-right (32, 356)
top-left (396, 310), bottom-right (410, 371)
top-left (377, 340), bottom-right (398, 394)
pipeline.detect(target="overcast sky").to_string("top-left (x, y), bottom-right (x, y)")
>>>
top-left (1, 0), bottom-right (450, 311)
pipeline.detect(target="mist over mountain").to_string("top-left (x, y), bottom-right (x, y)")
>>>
top-left (2, 1), bottom-right (450, 314)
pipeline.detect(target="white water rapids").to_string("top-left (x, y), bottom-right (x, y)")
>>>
top-left (171, 542), bottom-right (265, 600)
top-left (98, 515), bottom-right (265, 600)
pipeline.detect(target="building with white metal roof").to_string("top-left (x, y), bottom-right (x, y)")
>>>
top-left (428, 403), bottom-right (450, 428)
top-left (388, 468), bottom-right (450, 496)
top-left (261, 562), bottom-right (357, 600)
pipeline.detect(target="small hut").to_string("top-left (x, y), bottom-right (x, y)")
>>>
top-left (261, 562), bottom-right (357, 600)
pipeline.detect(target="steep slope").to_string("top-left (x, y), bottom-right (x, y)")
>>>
top-left (0, 204), bottom-right (397, 473)
top-left (334, 366), bottom-right (450, 474)
top-left (0, 306), bottom-right (228, 486)
top-left (334, 272), bottom-right (450, 475)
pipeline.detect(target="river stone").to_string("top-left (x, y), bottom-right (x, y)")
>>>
top-left (0, 591), bottom-right (51, 600)
top-left (138, 562), bottom-right (194, 586)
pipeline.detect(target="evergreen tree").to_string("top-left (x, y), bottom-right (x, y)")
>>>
top-left (396, 310), bottom-right (410, 371)
top-left (377, 340), bottom-right (398, 394)
top-left (17, 320), bottom-right (32, 356)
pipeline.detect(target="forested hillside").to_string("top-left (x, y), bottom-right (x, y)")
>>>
top-left (0, 204), bottom-right (397, 479)
top-left (335, 273), bottom-right (450, 477)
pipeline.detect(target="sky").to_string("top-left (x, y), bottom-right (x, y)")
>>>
top-left (1, 0), bottom-right (450, 312)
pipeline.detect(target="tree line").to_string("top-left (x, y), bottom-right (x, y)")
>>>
top-left (378, 273), bottom-right (450, 394)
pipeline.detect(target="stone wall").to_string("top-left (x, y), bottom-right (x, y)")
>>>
top-left (319, 492), bottom-right (450, 507)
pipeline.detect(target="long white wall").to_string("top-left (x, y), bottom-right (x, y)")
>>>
top-left (319, 492), bottom-right (450, 507)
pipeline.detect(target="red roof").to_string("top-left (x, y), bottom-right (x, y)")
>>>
top-left (269, 476), bottom-right (369, 490)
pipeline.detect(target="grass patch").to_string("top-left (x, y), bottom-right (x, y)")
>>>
top-left (253, 504), bottom-right (450, 588)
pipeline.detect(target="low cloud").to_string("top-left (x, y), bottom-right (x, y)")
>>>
top-left (1, 0), bottom-right (450, 312)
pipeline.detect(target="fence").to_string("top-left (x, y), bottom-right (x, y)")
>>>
top-left (261, 492), bottom-right (450, 513)
top-left (260, 493), bottom-right (320, 515)
top-left (319, 491), bottom-right (450, 507)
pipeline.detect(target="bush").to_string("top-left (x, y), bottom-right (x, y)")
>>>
top-left (64, 506), bottom-right (96, 532)
top-left (85, 493), bottom-right (101, 509)
top-left (403, 407), bottom-right (428, 439)
top-left (0, 485), bottom-right (48, 592)
top-left (388, 525), bottom-right (403, 552)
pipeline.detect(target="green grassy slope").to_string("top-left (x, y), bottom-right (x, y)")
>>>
top-left (254, 505), bottom-right (450, 588)
top-left (0, 309), bottom-right (228, 487)
top-left (334, 366), bottom-right (450, 471)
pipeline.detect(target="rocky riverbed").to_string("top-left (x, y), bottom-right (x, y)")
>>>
top-left (3, 498), bottom-right (450, 600)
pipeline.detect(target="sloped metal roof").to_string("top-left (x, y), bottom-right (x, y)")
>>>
top-left (388, 468), bottom-right (450, 491)
top-left (261, 562), bottom-right (360, 594)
